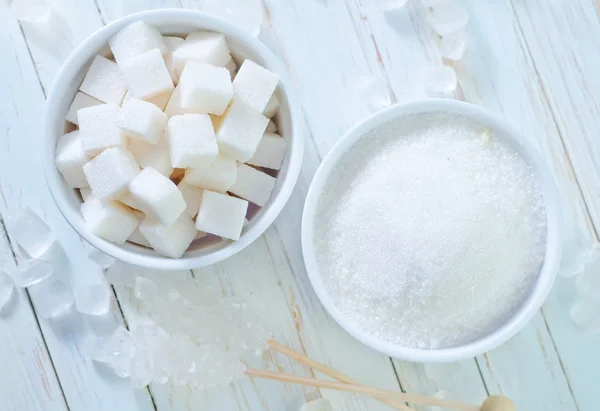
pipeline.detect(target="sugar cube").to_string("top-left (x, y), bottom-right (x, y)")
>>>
top-left (128, 211), bottom-right (151, 247)
top-left (215, 101), bottom-right (268, 162)
top-left (108, 21), bottom-right (168, 65)
top-left (120, 48), bottom-right (174, 100)
top-left (128, 136), bottom-right (173, 177)
top-left (229, 164), bottom-right (276, 207)
top-left (79, 56), bottom-right (127, 105)
top-left (266, 119), bottom-right (277, 133)
top-left (5, 208), bottom-right (55, 259)
top-left (233, 60), bottom-right (279, 112)
top-left (83, 147), bottom-right (140, 201)
top-left (164, 36), bottom-right (184, 84)
top-left (178, 62), bottom-right (233, 115)
top-left (80, 187), bottom-right (92, 202)
top-left (195, 191), bottom-right (248, 240)
top-left (118, 192), bottom-right (141, 211)
top-left (66, 92), bottom-right (102, 125)
top-left (183, 155), bottom-right (237, 193)
top-left (263, 94), bottom-right (279, 118)
top-left (165, 114), bottom-right (218, 168)
top-left (177, 180), bottom-right (203, 217)
top-left (225, 58), bottom-right (237, 79)
top-left (78, 104), bottom-right (126, 156)
top-left (171, 31), bottom-right (231, 77)
top-left (163, 86), bottom-right (190, 116)
top-left (139, 214), bottom-right (198, 258)
top-left (55, 130), bottom-right (91, 188)
top-left (129, 167), bottom-right (187, 225)
top-left (81, 195), bottom-right (140, 244)
top-left (116, 98), bottom-right (168, 144)
top-left (426, 3), bottom-right (469, 37)
top-left (247, 132), bottom-right (286, 170)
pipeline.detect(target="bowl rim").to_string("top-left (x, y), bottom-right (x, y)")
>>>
top-left (43, 9), bottom-right (304, 270)
top-left (301, 99), bottom-right (563, 362)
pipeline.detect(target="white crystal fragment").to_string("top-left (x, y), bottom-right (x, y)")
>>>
top-left (425, 66), bottom-right (457, 93)
top-left (75, 284), bottom-right (112, 315)
top-left (355, 75), bottom-right (392, 112)
top-left (375, 0), bottom-right (409, 10)
top-left (0, 272), bottom-right (15, 315)
top-left (427, 3), bottom-right (469, 36)
top-left (574, 244), bottom-right (600, 294)
top-left (570, 296), bottom-right (600, 335)
top-left (92, 326), bottom-right (136, 378)
top-left (7, 259), bottom-right (53, 288)
top-left (559, 227), bottom-right (595, 278)
top-left (29, 278), bottom-right (74, 319)
top-left (5, 208), bottom-right (55, 258)
top-left (439, 31), bottom-right (468, 60)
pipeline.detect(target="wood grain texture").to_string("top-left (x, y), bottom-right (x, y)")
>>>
top-left (1, 0), bottom-right (598, 409)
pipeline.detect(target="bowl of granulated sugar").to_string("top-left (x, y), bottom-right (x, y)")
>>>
top-left (302, 99), bottom-right (563, 362)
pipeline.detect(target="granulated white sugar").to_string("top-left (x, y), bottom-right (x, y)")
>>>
top-left (314, 113), bottom-right (547, 349)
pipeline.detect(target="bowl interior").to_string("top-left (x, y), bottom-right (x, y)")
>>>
top-left (45, 11), bottom-right (301, 270)
top-left (301, 100), bottom-right (562, 362)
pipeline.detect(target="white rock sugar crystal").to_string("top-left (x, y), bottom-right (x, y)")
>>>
top-left (313, 113), bottom-right (547, 349)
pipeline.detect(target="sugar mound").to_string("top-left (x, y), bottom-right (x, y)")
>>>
top-left (314, 112), bottom-right (547, 349)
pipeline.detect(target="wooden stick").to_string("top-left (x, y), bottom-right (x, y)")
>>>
top-left (268, 340), bottom-right (410, 411)
top-left (245, 368), bottom-right (480, 411)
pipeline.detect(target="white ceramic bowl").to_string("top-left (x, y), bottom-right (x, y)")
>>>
top-left (43, 10), bottom-right (303, 270)
top-left (302, 99), bottom-right (563, 362)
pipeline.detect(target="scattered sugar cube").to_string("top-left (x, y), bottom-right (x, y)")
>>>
top-left (247, 132), bottom-right (286, 170)
top-left (164, 36), bottom-right (184, 84)
top-left (6, 259), bottom-right (53, 288)
top-left (178, 62), bottom-right (233, 115)
top-left (75, 284), bottom-right (112, 315)
top-left (225, 58), bottom-right (237, 79)
top-left (165, 114), bottom-right (218, 168)
top-left (233, 60), bottom-right (279, 112)
top-left (55, 130), bottom-right (91, 188)
top-left (128, 136), bottom-right (173, 177)
top-left (177, 180), bottom-right (203, 217)
top-left (89, 247), bottom-right (116, 269)
top-left (266, 119), bottom-right (277, 133)
top-left (439, 30), bottom-right (468, 60)
top-left (81, 195), bottom-right (140, 244)
top-left (79, 55), bottom-right (127, 105)
top-left (109, 21), bottom-right (168, 65)
top-left (195, 191), bottom-right (248, 240)
top-left (426, 3), bottom-right (469, 36)
top-left (139, 214), bottom-right (197, 258)
top-left (129, 167), bottom-right (187, 225)
top-left (172, 31), bottom-right (231, 77)
top-left (229, 164), bottom-right (276, 207)
top-left (120, 48), bottom-right (174, 100)
top-left (263, 94), bottom-right (279, 118)
top-left (80, 187), bottom-right (92, 202)
top-left (215, 100), bottom-right (268, 162)
top-left (163, 86), bottom-right (189, 116)
top-left (116, 98), bottom-right (168, 144)
top-left (184, 155), bottom-right (237, 193)
top-left (29, 278), bottom-right (74, 319)
top-left (78, 104), bottom-right (126, 156)
top-left (66, 92), bottom-right (102, 125)
top-left (83, 147), bottom-right (140, 201)
top-left (5, 208), bottom-right (55, 259)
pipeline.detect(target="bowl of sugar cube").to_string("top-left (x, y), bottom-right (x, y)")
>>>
top-left (43, 9), bottom-right (303, 269)
top-left (302, 99), bottom-right (563, 362)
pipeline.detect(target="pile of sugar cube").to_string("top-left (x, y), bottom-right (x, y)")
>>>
top-left (55, 21), bottom-right (287, 258)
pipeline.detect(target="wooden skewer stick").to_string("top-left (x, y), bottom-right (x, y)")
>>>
top-left (245, 368), bottom-right (480, 411)
top-left (268, 340), bottom-right (411, 411)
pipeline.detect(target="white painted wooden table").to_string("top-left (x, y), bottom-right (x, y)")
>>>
top-left (0, 0), bottom-right (598, 410)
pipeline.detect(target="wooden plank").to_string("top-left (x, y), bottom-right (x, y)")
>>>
top-left (0, 1), bottom-right (156, 409)
top-left (0, 220), bottom-right (68, 411)
top-left (508, 2), bottom-right (600, 410)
